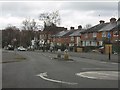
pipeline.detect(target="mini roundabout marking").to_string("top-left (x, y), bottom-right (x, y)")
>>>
top-left (36, 72), bottom-right (78, 85)
top-left (75, 71), bottom-right (119, 80)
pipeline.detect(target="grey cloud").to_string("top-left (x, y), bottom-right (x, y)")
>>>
top-left (90, 10), bottom-right (118, 17)
top-left (60, 2), bottom-right (118, 11)
top-left (1, 2), bottom-right (118, 18)
top-left (1, 2), bottom-right (39, 18)
top-left (1, 2), bottom-right (62, 18)
top-left (118, 2), bottom-right (120, 17)
top-left (0, 1), bottom-right (118, 29)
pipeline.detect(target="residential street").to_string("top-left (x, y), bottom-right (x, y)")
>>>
top-left (2, 50), bottom-right (119, 88)
top-left (1, 1), bottom-right (120, 89)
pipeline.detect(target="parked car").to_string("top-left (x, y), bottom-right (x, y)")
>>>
top-left (99, 46), bottom-right (104, 54)
top-left (113, 51), bottom-right (118, 55)
top-left (7, 45), bottom-right (14, 50)
top-left (18, 46), bottom-right (27, 51)
top-left (91, 46), bottom-right (104, 54)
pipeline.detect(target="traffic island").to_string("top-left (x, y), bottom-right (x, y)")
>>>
top-left (53, 57), bottom-right (74, 61)
top-left (53, 49), bottom-right (74, 61)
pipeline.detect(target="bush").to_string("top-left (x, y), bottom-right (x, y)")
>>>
top-left (112, 44), bottom-right (120, 53)
top-left (61, 44), bottom-right (67, 51)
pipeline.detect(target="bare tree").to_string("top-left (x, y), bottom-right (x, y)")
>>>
top-left (39, 11), bottom-right (61, 52)
top-left (39, 11), bottom-right (61, 27)
top-left (22, 18), bottom-right (38, 31)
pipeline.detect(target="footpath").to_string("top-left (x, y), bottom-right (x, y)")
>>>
top-left (68, 52), bottom-right (119, 63)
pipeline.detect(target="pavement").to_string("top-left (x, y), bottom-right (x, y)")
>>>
top-left (35, 50), bottom-right (119, 63)
top-left (69, 52), bottom-right (119, 63)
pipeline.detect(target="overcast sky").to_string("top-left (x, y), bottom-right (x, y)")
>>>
top-left (0, 1), bottom-right (119, 30)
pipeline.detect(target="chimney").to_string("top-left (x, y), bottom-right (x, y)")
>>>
top-left (78, 25), bottom-right (82, 29)
top-left (99, 20), bottom-right (105, 24)
top-left (117, 18), bottom-right (120, 21)
top-left (110, 18), bottom-right (116, 23)
top-left (70, 27), bottom-right (74, 30)
top-left (64, 28), bottom-right (67, 31)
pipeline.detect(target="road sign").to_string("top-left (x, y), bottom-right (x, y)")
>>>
top-left (107, 32), bottom-right (111, 38)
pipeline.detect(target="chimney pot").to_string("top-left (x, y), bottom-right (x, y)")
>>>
top-left (70, 27), bottom-right (74, 30)
top-left (110, 18), bottom-right (116, 23)
top-left (64, 28), bottom-right (67, 31)
top-left (99, 20), bottom-right (105, 24)
top-left (78, 25), bottom-right (82, 29)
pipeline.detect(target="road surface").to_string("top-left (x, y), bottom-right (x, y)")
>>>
top-left (2, 50), bottom-right (119, 88)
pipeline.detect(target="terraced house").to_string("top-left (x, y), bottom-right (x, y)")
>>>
top-left (39, 17), bottom-right (120, 52)
top-left (80, 20), bottom-right (109, 47)
top-left (80, 18), bottom-right (120, 47)
top-left (52, 27), bottom-right (77, 47)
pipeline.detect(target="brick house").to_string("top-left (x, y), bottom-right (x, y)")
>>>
top-left (110, 20), bottom-right (120, 43)
top-left (52, 27), bottom-right (77, 47)
top-left (80, 20), bottom-right (109, 47)
top-left (98, 18), bottom-right (118, 45)
top-left (80, 18), bottom-right (119, 47)
top-left (69, 25), bottom-right (86, 47)
top-left (39, 24), bottom-right (67, 46)
top-left (39, 17), bottom-right (120, 52)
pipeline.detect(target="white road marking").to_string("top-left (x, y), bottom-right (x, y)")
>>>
top-left (100, 61), bottom-right (118, 65)
top-left (76, 71), bottom-right (119, 80)
top-left (36, 72), bottom-right (78, 85)
top-left (81, 68), bottom-right (117, 70)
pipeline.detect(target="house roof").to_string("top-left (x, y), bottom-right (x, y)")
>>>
top-left (85, 23), bottom-right (109, 33)
top-left (99, 22), bottom-right (117, 32)
top-left (63, 30), bottom-right (77, 37)
top-left (54, 30), bottom-right (70, 37)
top-left (69, 29), bottom-right (86, 36)
top-left (110, 21), bottom-right (120, 31)
top-left (53, 29), bottom-right (79, 37)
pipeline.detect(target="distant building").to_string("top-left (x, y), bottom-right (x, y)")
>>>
top-left (39, 24), bottom-right (67, 47)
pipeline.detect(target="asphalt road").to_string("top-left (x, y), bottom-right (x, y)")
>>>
top-left (2, 50), bottom-right (119, 88)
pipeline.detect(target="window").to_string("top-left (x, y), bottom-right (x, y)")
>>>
top-left (91, 41), bottom-right (97, 46)
top-left (71, 37), bottom-right (74, 41)
top-left (82, 41), bottom-right (85, 46)
top-left (40, 35), bottom-right (42, 39)
top-left (99, 41), bottom-right (103, 46)
top-left (102, 32), bottom-right (106, 37)
top-left (86, 41), bottom-right (90, 46)
top-left (77, 37), bottom-right (81, 46)
top-left (85, 33), bottom-right (88, 38)
top-left (93, 33), bottom-right (97, 37)
top-left (113, 31), bottom-right (119, 37)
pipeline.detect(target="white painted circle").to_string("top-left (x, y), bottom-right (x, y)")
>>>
top-left (76, 71), bottom-right (119, 80)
